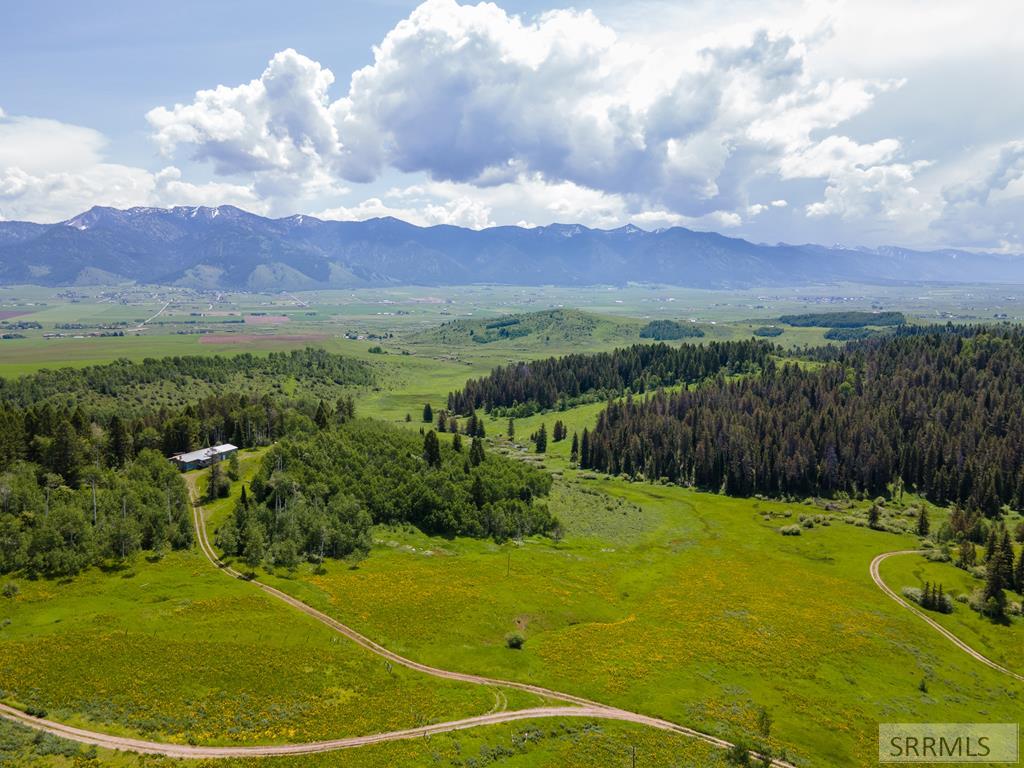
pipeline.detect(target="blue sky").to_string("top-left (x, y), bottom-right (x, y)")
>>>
top-left (2, 0), bottom-right (1022, 252)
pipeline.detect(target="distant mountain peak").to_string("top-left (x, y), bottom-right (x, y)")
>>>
top-left (5, 204), bottom-right (1023, 289)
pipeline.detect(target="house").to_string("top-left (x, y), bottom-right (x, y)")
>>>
top-left (169, 443), bottom-right (238, 472)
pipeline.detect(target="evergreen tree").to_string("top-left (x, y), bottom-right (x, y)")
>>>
top-left (315, 400), bottom-right (331, 429)
top-left (985, 526), bottom-right (999, 562)
top-left (452, 432), bottom-right (463, 452)
top-left (580, 428), bottom-right (590, 468)
top-left (49, 420), bottom-right (81, 488)
top-left (107, 415), bottom-right (131, 467)
top-left (867, 503), bottom-right (881, 530)
top-left (1014, 547), bottom-right (1024, 594)
top-left (507, 418), bottom-right (515, 439)
top-left (958, 540), bottom-right (976, 569)
top-left (916, 508), bottom-right (930, 537)
top-left (535, 423), bottom-right (548, 454)
top-left (423, 430), bottom-right (442, 467)
top-left (422, 403), bottom-right (433, 423)
top-left (996, 529), bottom-right (1015, 588)
top-left (983, 556), bottom-right (1006, 618)
top-left (570, 432), bottom-right (579, 463)
top-left (471, 474), bottom-right (485, 509)
top-left (469, 436), bottom-right (485, 467)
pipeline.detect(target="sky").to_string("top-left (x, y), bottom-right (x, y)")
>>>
top-left (1, 0), bottom-right (1022, 251)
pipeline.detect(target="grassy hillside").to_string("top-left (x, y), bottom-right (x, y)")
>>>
top-left (407, 309), bottom-right (643, 350)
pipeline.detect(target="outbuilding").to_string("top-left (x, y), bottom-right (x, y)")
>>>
top-left (169, 443), bottom-right (238, 472)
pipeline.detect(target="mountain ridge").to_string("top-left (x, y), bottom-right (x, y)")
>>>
top-left (1, 204), bottom-right (1021, 289)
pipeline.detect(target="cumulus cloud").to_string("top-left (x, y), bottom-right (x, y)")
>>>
top-left (932, 140), bottom-right (1024, 248)
top-left (144, 0), bottom-right (905, 227)
top-left (316, 193), bottom-right (494, 229)
top-left (0, 110), bottom-right (261, 222)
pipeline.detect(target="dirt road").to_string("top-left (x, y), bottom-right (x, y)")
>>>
top-left (0, 475), bottom-right (799, 765)
top-left (869, 550), bottom-right (1024, 683)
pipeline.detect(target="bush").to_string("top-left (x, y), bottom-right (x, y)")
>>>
top-left (901, 586), bottom-right (923, 604)
top-left (779, 525), bottom-right (802, 536)
top-left (505, 632), bottom-right (525, 649)
top-left (25, 705), bottom-right (48, 718)
top-left (1, 582), bottom-right (19, 598)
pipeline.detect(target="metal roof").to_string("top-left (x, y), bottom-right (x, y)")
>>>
top-left (171, 444), bottom-right (238, 464)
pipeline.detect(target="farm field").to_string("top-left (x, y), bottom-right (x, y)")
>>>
top-left (5, 281), bottom-right (1024, 379)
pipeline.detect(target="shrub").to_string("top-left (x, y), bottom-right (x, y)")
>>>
top-left (505, 632), bottom-right (525, 650)
top-left (779, 525), bottom-right (802, 536)
top-left (1, 582), bottom-right (19, 598)
top-left (25, 705), bottom-right (48, 718)
top-left (901, 586), bottom-right (923, 604)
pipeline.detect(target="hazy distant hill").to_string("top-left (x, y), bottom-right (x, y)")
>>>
top-left (1, 205), bottom-right (1022, 288)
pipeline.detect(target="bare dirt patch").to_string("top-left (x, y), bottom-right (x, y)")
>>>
top-left (244, 314), bottom-right (290, 325)
top-left (199, 333), bottom-right (326, 345)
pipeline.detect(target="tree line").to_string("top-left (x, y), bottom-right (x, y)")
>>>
top-left (579, 328), bottom-right (1024, 514)
top-left (0, 348), bottom-right (373, 415)
top-left (448, 339), bottom-right (773, 417)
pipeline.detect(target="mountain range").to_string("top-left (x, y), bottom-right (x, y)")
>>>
top-left (1, 205), bottom-right (1021, 289)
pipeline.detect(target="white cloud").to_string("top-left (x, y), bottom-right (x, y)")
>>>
top-left (931, 140), bottom-right (1024, 249)
top-left (316, 194), bottom-right (494, 229)
top-left (0, 110), bottom-right (261, 222)
top-left (5, 0), bottom-right (1023, 250)
top-left (145, 0), bottom-right (901, 225)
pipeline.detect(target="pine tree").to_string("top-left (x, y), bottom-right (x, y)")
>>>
top-left (985, 526), bottom-right (999, 561)
top-left (916, 508), bottom-right (930, 537)
top-left (107, 415), bottom-right (131, 467)
top-left (570, 432), bottom-right (579, 463)
top-left (996, 529), bottom-right (1015, 588)
top-left (422, 403), bottom-right (433, 423)
top-left (580, 428), bottom-right (590, 468)
top-left (983, 556), bottom-right (1006, 618)
top-left (469, 436), bottom-right (485, 467)
top-left (471, 474), bottom-right (485, 509)
top-left (423, 430), bottom-right (441, 467)
top-left (535, 423), bottom-right (547, 454)
top-left (315, 400), bottom-right (331, 429)
top-left (867, 503), bottom-right (881, 530)
top-left (958, 540), bottom-right (976, 569)
top-left (1014, 548), bottom-right (1024, 594)
top-left (507, 418), bottom-right (515, 439)
top-left (452, 432), bottom-right (463, 452)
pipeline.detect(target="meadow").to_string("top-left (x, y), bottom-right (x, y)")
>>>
top-left (3, 285), bottom-right (1024, 767)
top-left (0, 715), bottom-right (732, 768)
top-left (0, 545), bottom-right (541, 747)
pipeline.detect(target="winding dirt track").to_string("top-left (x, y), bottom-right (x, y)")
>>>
top-left (0, 477), bottom-right (795, 766)
top-left (869, 550), bottom-right (1024, 683)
